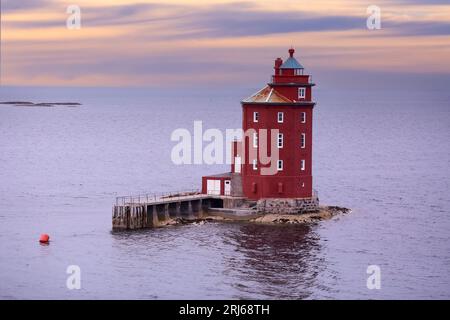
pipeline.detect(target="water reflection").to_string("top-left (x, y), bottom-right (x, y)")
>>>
top-left (223, 223), bottom-right (323, 299)
top-left (108, 223), bottom-right (324, 299)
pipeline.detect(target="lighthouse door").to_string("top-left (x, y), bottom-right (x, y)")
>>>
top-left (224, 180), bottom-right (231, 196)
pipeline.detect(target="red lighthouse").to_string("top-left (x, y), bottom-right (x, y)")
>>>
top-left (202, 48), bottom-right (317, 210)
top-left (238, 48), bottom-right (315, 200)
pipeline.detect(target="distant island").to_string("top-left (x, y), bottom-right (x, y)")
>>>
top-left (0, 101), bottom-right (82, 107)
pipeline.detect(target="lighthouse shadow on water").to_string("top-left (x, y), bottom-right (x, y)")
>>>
top-left (109, 221), bottom-right (322, 299)
top-left (223, 223), bottom-right (322, 299)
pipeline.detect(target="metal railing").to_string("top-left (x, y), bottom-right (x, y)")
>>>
top-left (270, 75), bottom-right (314, 84)
top-left (116, 188), bottom-right (318, 205)
top-left (115, 189), bottom-right (201, 206)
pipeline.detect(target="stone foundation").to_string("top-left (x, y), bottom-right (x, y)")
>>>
top-left (256, 197), bottom-right (319, 214)
top-left (113, 194), bottom-right (321, 230)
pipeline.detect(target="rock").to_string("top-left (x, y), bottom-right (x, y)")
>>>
top-left (0, 101), bottom-right (82, 107)
top-left (250, 205), bottom-right (350, 225)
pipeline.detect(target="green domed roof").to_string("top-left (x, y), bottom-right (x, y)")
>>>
top-left (280, 57), bottom-right (304, 69)
top-left (280, 48), bottom-right (304, 69)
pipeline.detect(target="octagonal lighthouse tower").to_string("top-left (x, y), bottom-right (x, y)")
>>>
top-left (239, 48), bottom-right (316, 200)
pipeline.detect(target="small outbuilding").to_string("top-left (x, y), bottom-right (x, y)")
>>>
top-left (201, 173), bottom-right (232, 196)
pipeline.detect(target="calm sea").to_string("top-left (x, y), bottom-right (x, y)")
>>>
top-left (0, 85), bottom-right (449, 299)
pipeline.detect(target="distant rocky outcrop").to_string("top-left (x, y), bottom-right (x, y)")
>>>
top-left (0, 101), bottom-right (81, 107)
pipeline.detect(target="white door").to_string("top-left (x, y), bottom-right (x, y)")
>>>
top-left (224, 180), bottom-right (231, 196)
top-left (207, 179), bottom-right (221, 195)
top-left (234, 156), bottom-right (241, 173)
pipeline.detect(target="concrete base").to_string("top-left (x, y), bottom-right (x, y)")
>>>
top-left (207, 207), bottom-right (262, 220)
top-left (112, 193), bottom-right (320, 230)
top-left (112, 198), bottom-right (206, 231)
top-left (222, 197), bottom-right (246, 209)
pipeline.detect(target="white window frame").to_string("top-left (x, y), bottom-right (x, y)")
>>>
top-left (253, 111), bottom-right (259, 123)
top-left (277, 112), bottom-right (284, 123)
top-left (295, 69), bottom-right (303, 76)
top-left (298, 87), bottom-right (306, 99)
top-left (277, 160), bottom-right (283, 171)
top-left (301, 133), bottom-right (306, 148)
top-left (300, 159), bottom-right (305, 171)
top-left (206, 179), bottom-right (221, 195)
top-left (253, 132), bottom-right (258, 148)
top-left (252, 159), bottom-right (257, 170)
top-left (277, 133), bottom-right (283, 148)
top-left (234, 156), bottom-right (241, 173)
top-left (301, 112), bottom-right (306, 123)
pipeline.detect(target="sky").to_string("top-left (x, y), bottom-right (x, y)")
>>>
top-left (1, 0), bottom-right (450, 88)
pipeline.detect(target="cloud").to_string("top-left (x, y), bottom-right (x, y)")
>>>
top-left (0, 2), bottom-right (369, 38)
top-left (386, 20), bottom-right (450, 36)
top-left (18, 55), bottom-right (244, 78)
top-left (178, 7), bottom-right (365, 38)
top-left (5, 1), bottom-right (449, 39)
top-left (2, 0), bottom-right (55, 11)
top-left (394, 0), bottom-right (450, 4)
top-left (161, 3), bottom-right (450, 38)
top-left (3, 2), bottom-right (177, 28)
top-left (3, 1), bottom-right (450, 86)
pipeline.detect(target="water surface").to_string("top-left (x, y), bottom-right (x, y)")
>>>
top-left (0, 86), bottom-right (449, 299)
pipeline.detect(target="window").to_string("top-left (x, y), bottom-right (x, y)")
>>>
top-left (300, 160), bottom-right (305, 171)
top-left (301, 112), bottom-right (306, 123)
top-left (277, 112), bottom-right (284, 123)
top-left (234, 156), bottom-right (241, 173)
top-left (298, 88), bottom-right (306, 99)
top-left (295, 69), bottom-right (303, 76)
top-left (252, 159), bottom-right (257, 170)
top-left (206, 179), bottom-right (221, 195)
top-left (253, 111), bottom-right (259, 123)
top-left (277, 133), bottom-right (283, 148)
top-left (277, 160), bottom-right (283, 171)
top-left (253, 132), bottom-right (258, 148)
top-left (301, 133), bottom-right (306, 148)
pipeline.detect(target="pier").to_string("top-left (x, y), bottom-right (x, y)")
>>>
top-left (112, 190), bottom-right (247, 230)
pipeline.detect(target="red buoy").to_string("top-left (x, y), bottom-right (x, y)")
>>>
top-left (39, 234), bottom-right (50, 244)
